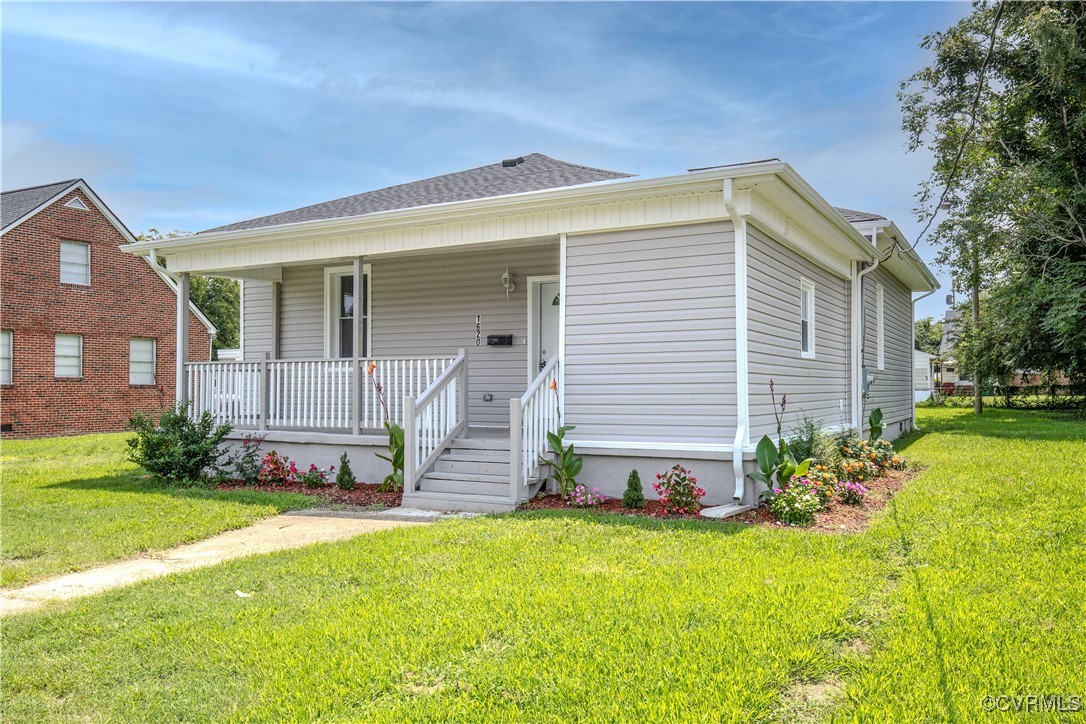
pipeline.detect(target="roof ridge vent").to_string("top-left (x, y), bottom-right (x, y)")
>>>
top-left (501, 157), bottom-right (526, 168)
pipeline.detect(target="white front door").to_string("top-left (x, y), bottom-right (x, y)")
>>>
top-left (535, 281), bottom-right (560, 373)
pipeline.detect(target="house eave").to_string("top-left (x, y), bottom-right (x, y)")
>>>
top-left (121, 160), bottom-right (854, 257)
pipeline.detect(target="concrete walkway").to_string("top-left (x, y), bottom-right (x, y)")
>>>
top-left (0, 509), bottom-right (435, 617)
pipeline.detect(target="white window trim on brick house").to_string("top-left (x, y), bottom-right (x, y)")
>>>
top-left (130, 338), bottom-right (156, 385)
top-left (55, 333), bottom-right (83, 378)
top-left (0, 330), bottom-right (12, 385)
top-left (60, 240), bottom-right (91, 286)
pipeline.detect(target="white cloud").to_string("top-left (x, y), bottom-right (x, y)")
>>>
top-left (1, 121), bottom-right (129, 190)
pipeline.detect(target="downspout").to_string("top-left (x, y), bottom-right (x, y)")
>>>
top-left (851, 237), bottom-right (880, 433)
top-left (723, 179), bottom-right (749, 503)
top-left (910, 288), bottom-right (937, 430)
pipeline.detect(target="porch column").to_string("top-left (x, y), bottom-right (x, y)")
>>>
top-left (270, 280), bottom-right (281, 359)
top-left (176, 271), bottom-right (190, 405)
top-left (352, 257), bottom-right (364, 435)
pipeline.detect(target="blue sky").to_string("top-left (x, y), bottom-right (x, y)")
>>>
top-left (2, 1), bottom-right (967, 319)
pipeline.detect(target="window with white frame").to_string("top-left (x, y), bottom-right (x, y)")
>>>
top-left (130, 338), bottom-right (156, 385)
top-left (325, 265), bottom-right (371, 358)
top-left (800, 278), bottom-right (816, 358)
top-left (60, 241), bottom-right (90, 285)
top-left (876, 283), bottom-right (885, 370)
top-left (55, 334), bottom-right (83, 378)
top-left (0, 330), bottom-right (12, 385)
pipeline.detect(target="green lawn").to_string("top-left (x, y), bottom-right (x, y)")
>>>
top-left (1, 433), bottom-right (318, 588)
top-left (3, 410), bottom-right (1084, 721)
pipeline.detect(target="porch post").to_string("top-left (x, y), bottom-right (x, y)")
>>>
top-left (259, 352), bottom-right (270, 431)
top-left (351, 257), bottom-right (364, 435)
top-left (270, 280), bottom-right (281, 359)
top-left (509, 398), bottom-right (521, 504)
top-left (457, 348), bottom-right (469, 432)
top-left (176, 271), bottom-right (190, 405)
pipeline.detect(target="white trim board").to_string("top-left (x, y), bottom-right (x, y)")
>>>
top-left (526, 274), bottom-right (560, 381)
top-left (323, 263), bottom-right (372, 358)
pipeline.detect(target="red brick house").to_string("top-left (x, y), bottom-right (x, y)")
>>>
top-left (1, 179), bottom-right (215, 438)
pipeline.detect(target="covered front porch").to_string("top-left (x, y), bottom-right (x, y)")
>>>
top-left (174, 241), bottom-right (564, 510)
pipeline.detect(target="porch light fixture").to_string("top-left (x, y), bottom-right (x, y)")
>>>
top-left (552, 294), bottom-right (561, 306)
top-left (501, 268), bottom-right (516, 299)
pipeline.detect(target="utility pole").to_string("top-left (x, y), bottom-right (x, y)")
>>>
top-left (972, 246), bottom-right (982, 415)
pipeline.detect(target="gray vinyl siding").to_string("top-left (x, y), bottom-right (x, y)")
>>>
top-left (863, 265), bottom-right (913, 433)
top-left (563, 222), bottom-right (737, 444)
top-left (242, 280), bottom-right (274, 358)
top-left (278, 265), bottom-right (326, 359)
top-left (747, 225), bottom-right (852, 438)
top-left (371, 243), bottom-right (558, 427)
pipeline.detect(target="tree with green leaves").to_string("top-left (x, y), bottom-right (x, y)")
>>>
top-left (137, 229), bottom-right (240, 358)
top-left (901, 1), bottom-right (1086, 391)
top-left (914, 316), bottom-right (944, 355)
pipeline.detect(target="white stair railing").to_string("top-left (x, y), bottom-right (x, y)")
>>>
top-left (510, 356), bottom-right (561, 503)
top-left (403, 349), bottom-right (469, 492)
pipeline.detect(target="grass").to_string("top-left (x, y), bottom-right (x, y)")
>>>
top-left (1, 433), bottom-right (319, 588)
top-left (2, 410), bottom-right (1084, 721)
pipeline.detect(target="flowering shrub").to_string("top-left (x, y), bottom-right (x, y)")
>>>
top-left (227, 433), bottom-right (265, 485)
top-left (792, 474), bottom-right (832, 508)
top-left (868, 439), bottom-right (907, 470)
top-left (258, 451), bottom-right (298, 486)
top-left (836, 458), bottom-right (879, 484)
top-left (568, 484), bottom-right (606, 508)
top-left (299, 463), bottom-right (334, 489)
top-left (835, 480), bottom-right (868, 506)
top-left (652, 465), bottom-right (706, 516)
top-left (768, 483), bottom-right (821, 526)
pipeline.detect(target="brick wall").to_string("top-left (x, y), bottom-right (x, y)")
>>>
top-left (0, 188), bottom-right (213, 438)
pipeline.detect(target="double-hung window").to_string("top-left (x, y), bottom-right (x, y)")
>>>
top-left (0, 330), bottom-right (12, 384)
top-left (876, 283), bottom-right (885, 370)
top-left (55, 334), bottom-right (83, 378)
top-left (800, 279), bottom-right (816, 358)
top-left (325, 265), bottom-right (371, 358)
top-left (60, 241), bottom-right (90, 285)
top-left (130, 338), bottom-right (156, 385)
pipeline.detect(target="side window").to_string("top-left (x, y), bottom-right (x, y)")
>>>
top-left (0, 330), bottom-right (11, 384)
top-left (130, 338), bottom-right (156, 385)
top-left (60, 240), bottom-right (91, 285)
top-left (55, 333), bottom-right (83, 378)
top-left (800, 278), bottom-right (815, 358)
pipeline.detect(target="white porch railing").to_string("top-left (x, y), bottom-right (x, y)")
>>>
top-left (403, 350), bottom-right (468, 491)
top-left (509, 356), bottom-right (561, 502)
top-left (185, 356), bottom-right (455, 432)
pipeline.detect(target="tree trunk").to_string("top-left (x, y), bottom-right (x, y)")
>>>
top-left (972, 249), bottom-right (983, 415)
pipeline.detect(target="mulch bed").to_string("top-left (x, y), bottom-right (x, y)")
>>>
top-left (521, 467), bottom-right (918, 533)
top-left (214, 481), bottom-right (402, 508)
top-left (736, 467), bottom-right (918, 533)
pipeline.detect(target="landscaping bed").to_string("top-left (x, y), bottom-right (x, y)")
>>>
top-left (521, 493), bottom-right (680, 517)
top-left (213, 481), bottom-right (402, 508)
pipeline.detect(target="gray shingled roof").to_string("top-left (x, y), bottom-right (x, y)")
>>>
top-left (205, 154), bottom-right (632, 234)
top-left (2, 179), bottom-right (79, 230)
top-left (834, 207), bottom-right (887, 223)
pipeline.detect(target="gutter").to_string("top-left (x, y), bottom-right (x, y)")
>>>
top-left (723, 179), bottom-right (750, 503)
top-left (851, 251), bottom-right (881, 432)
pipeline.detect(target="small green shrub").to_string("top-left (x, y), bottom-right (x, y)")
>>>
top-left (652, 465), bottom-right (706, 516)
top-left (622, 470), bottom-right (645, 509)
top-left (787, 415), bottom-right (842, 469)
top-left (126, 403), bottom-right (232, 485)
top-left (539, 424), bottom-right (583, 496)
top-left (336, 453), bottom-right (357, 490)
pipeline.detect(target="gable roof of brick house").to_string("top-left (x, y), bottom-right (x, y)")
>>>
top-left (205, 153), bottom-right (634, 233)
top-left (1, 178), bottom-right (216, 335)
top-left (2, 179), bottom-right (83, 231)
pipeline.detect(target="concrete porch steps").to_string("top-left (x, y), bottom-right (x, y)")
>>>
top-left (409, 431), bottom-right (542, 512)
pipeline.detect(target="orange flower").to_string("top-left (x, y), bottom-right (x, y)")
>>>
top-left (549, 380), bottom-right (557, 391)
top-left (367, 362), bottom-right (377, 375)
